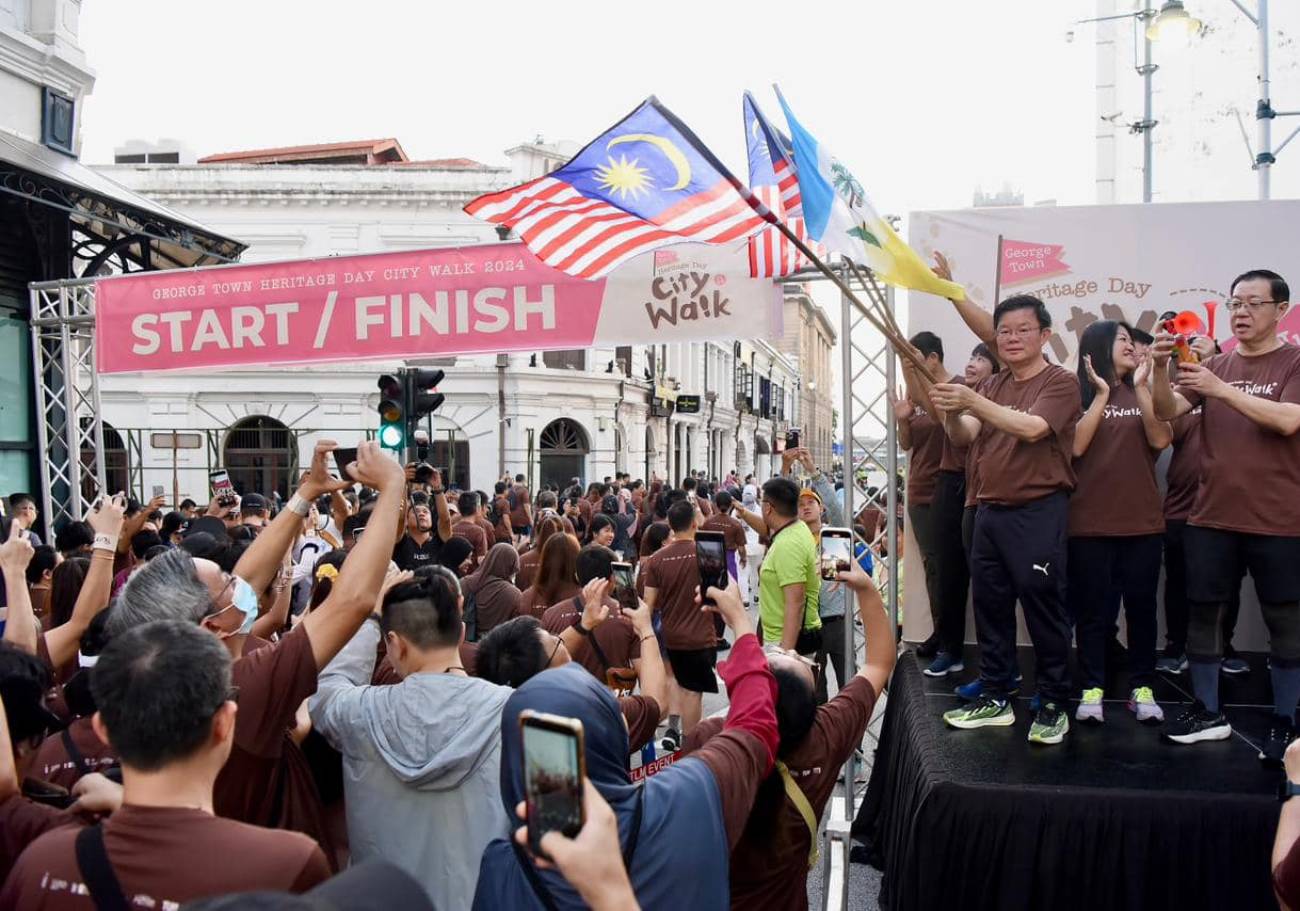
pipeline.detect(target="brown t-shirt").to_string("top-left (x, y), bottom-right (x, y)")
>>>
top-left (1164, 406), bottom-right (1202, 521)
top-left (215, 626), bottom-right (330, 854)
top-left (1179, 345), bottom-right (1300, 536)
top-left (0, 804), bottom-right (330, 909)
top-left (701, 514), bottom-right (747, 557)
top-left (904, 403), bottom-right (945, 504)
top-left (515, 582), bottom-right (581, 620)
top-left (620, 694), bottom-right (661, 752)
top-left (973, 364), bottom-right (1081, 505)
top-left (963, 436), bottom-right (981, 508)
top-left (684, 675), bottom-right (878, 911)
top-left (0, 794), bottom-right (79, 885)
top-left (492, 496), bottom-right (514, 543)
top-left (515, 547), bottom-right (541, 591)
top-left (453, 519), bottom-right (489, 565)
top-left (540, 596), bottom-right (642, 683)
top-left (1068, 382), bottom-right (1166, 537)
top-left (641, 538), bottom-right (715, 651)
top-left (509, 485), bottom-right (531, 528)
top-left (33, 718), bottom-right (117, 791)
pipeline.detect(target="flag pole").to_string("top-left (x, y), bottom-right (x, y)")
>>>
top-left (844, 257), bottom-right (907, 344)
top-left (993, 234), bottom-right (1005, 307)
top-left (767, 219), bottom-right (936, 382)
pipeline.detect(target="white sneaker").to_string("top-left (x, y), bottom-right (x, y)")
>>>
top-left (1075, 688), bottom-right (1105, 724)
top-left (1128, 686), bottom-right (1165, 724)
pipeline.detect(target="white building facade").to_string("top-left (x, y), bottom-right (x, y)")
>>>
top-left (93, 144), bottom-right (799, 502)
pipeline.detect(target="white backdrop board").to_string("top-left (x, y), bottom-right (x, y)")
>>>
top-left (901, 199), bottom-right (1300, 651)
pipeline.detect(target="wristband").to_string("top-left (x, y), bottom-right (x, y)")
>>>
top-left (574, 618), bottom-right (593, 636)
top-left (92, 534), bottom-right (116, 553)
top-left (286, 494), bottom-right (311, 518)
top-left (640, 634), bottom-right (657, 644)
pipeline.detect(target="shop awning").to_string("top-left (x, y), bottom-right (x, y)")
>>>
top-left (0, 130), bottom-right (246, 270)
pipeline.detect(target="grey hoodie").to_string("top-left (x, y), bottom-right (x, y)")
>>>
top-left (309, 622), bottom-right (511, 911)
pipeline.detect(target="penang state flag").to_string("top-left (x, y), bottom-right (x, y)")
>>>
top-left (465, 97), bottom-right (773, 280)
top-left (744, 92), bottom-right (823, 278)
top-left (773, 87), bottom-right (964, 300)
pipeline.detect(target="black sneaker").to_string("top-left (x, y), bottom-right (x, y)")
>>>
top-left (1259, 716), bottom-right (1296, 767)
top-left (1165, 701), bottom-right (1232, 744)
top-left (915, 634), bottom-right (941, 659)
top-left (659, 729), bottom-right (681, 753)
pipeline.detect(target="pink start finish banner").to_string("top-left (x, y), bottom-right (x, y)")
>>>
top-left (94, 241), bottom-right (783, 374)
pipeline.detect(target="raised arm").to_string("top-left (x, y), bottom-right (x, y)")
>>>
top-left (299, 443), bottom-right (407, 670)
top-left (558, 578), bottom-right (610, 658)
top-left (1073, 358), bottom-right (1110, 458)
top-left (235, 441), bottom-right (350, 596)
top-left (0, 525), bottom-right (36, 655)
top-left (625, 591), bottom-right (667, 721)
top-left (116, 495), bottom-right (164, 558)
top-left (250, 554), bottom-right (293, 641)
top-left (933, 252), bottom-right (996, 349)
top-left (1150, 333), bottom-right (1195, 421)
top-left (893, 392), bottom-right (915, 452)
top-left (932, 382), bottom-right (1050, 444)
top-left (44, 497), bottom-right (126, 668)
top-left (1133, 357), bottom-right (1174, 450)
top-left (840, 562), bottom-right (896, 698)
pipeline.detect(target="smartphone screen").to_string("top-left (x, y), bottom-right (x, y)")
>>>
top-left (521, 711), bottom-right (585, 859)
top-left (820, 527), bottom-right (853, 581)
top-left (610, 561), bottom-right (636, 612)
top-left (786, 428), bottom-right (801, 450)
top-left (209, 470), bottom-right (234, 496)
top-left (695, 531), bottom-right (728, 604)
top-left (333, 448), bottom-right (358, 484)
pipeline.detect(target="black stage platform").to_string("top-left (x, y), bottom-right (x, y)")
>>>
top-left (853, 645), bottom-right (1283, 910)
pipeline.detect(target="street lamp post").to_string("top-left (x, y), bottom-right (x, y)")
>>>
top-left (1150, 0), bottom-right (1298, 200)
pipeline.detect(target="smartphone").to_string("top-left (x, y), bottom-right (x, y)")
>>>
top-left (610, 561), bottom-right (636, 612)
top-left (0, 497), bottom-right (8, 543)
top-left (520, 710), bottom-right (586, 860)
top-left (695, 530), bottom-right (728, 605)
top-left (209, 469), bottom-right (235, 498)
top-left (333, 448), bottom-right (359, 484)
top-left (786, 428), bottom-right (801, 450)
top-left (820, 527), bottom-right (853, 581)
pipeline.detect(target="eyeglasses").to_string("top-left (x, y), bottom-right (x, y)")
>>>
top-left (995, 327), bottom-right (1044, 340)
top-left (546, 635), bottom-right (565, 667)
top-left (1225, 298), bottom-right (1282, 312)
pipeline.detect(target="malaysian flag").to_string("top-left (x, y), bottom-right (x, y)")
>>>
top-left (744, 92), bottom-right (822, 278)
top-left (465, 97), bottom-right (774, 280)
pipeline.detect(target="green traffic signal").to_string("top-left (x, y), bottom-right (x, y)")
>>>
top-left (377, 374), bottom-right (406, 452)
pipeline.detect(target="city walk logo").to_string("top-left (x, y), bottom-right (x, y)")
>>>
top-left (644, 253), bottom-right (733, 329)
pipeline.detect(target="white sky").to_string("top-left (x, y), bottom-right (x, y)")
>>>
top-left (78, 0), bottom-right (1100, 213)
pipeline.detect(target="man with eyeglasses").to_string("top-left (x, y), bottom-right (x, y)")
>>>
top-left (2, 621), bottom-right (332, 908)
top-left (106, 440), bottom-right (406, 851)
top-left (1152, 269), bottom-right (1300, 765)
top-left (925, 294), bottom-right (1082, 746)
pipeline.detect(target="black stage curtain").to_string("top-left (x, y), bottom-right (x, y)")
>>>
top-left (854, 657), bottom-right (1279, 911)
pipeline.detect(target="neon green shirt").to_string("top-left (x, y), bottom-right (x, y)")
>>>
top-left (758, 519), bottom-right (822, 645)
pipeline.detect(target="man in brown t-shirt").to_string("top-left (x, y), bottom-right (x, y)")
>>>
top-left (643, 500), bottom-right (718, 751)
top-left (1, 622), bottom-right (330, 909)
top-left (895, 331), bottom-right (956, 664)
top-left (682, 561), bottom-right (896, 910)
top-left (1153, 268), bottom-right (1300, 762)
top-left (928, 295), bottom-right (1081, 746)
top-left (509, 474), bottom-right (533, 540)
top-left (453, 491), bottom-right (489, 569)
top-left (701, 490), bottom-right (748, 579)
top-left (105, 440), bottom-right (406, 848)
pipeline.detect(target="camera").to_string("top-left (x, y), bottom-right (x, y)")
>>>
top-left (414, 463), bottom-right (436, 485)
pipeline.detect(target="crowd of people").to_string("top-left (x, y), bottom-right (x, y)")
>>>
top-left (0, 434), bottom-right (898, 908)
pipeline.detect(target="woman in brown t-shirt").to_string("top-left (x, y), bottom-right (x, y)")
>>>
top-left (1069, 321), bottom-right (1172, 726)
top-left (514, 532), bottom-right (581, 619)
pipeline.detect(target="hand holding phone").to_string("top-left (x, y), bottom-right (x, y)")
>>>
top-left (610, 562), bottom-right (636, 614)
top-left (819, 527), bottom-right (853, 582)
top-left (520, 710), bottom-right (586, 861)
top-left (333, 448), bottom-right (359, 484)
top-left (695, 531), bottom-right (728, 606)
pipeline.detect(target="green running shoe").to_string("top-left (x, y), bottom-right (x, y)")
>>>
top-left (943, 695), bottom-right (1014, 730)
top-left (1028, 702), bottom-right (1070, 745)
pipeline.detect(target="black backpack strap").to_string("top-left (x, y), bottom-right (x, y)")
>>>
top-left (61, 726), bottom-right (89, 775)
top-left (572, 597), bottom-right (614, 674)
top-left (622, 785), bottom-right (645, 867)
top-left (75, 824), bottom-right (129, 911)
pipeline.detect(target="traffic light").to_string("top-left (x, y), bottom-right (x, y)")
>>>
top-left (406, 368), bottom-right (445, 427)
top-left (376, 373), bottom-right (405, 452)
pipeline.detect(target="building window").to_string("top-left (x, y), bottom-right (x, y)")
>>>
top-left (431, 438), bottom-right (470, 492)
top-left (543, 349), bottom-right (586, 370)
top-left (539, 418), bottom-right (590, 489)
top-left (41, 88), bottom-right (76, 156)
top-left (223, 416), bottom-right (295, 500)
top-left (615, 346), bottom-right (632, 377)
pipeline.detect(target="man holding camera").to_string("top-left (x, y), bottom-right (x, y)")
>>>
top-left (394, 467), bottom-right (453, 572)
